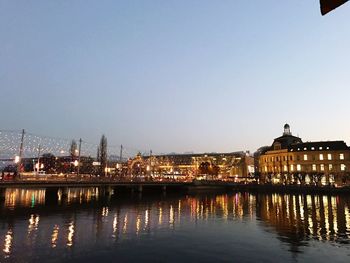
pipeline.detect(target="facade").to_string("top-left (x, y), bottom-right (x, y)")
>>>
top-left (128, 152), bottom-right (254, 180)
top-left (259, 124), bottom-right (350, 186)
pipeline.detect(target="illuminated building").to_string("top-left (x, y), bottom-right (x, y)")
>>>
top-left (258, 124), bottom-right (350, 186)
top-left (128, 152), bottom-right (254, 180)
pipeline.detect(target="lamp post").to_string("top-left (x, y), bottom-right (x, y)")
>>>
top-left (37, 145), bottom-right (41, 177)
top-left (77, 138), bottom-right (82, 180)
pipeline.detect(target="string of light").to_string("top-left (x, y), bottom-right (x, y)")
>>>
top-left (0, 130), bottom-right (157, 160)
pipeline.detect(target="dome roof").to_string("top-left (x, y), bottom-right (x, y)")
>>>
top-left (284, 123), bottom-right (290, 129)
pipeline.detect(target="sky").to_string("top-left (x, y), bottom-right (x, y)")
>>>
top-left (0, 1), bottom-right (350, 155)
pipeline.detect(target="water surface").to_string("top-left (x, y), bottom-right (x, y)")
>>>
top-left (0, 188), bottom-right (349, 262)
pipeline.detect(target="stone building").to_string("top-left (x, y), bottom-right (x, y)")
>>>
top-left (258, 124), bottom-right (350, 186)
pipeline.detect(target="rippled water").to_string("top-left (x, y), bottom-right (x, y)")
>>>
top-left (0, 188), bottom-right (350, 262)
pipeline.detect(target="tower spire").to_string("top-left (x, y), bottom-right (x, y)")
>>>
top-left (283, 123), bottom-right (291, 136)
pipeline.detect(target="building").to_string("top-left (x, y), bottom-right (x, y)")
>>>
top-left (127, 152), bottom-right (254, 181)
top-left (258, 124), bottom-right (350, 186)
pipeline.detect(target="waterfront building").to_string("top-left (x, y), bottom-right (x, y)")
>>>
top-left (128, 152), bottom-right (254, 181)
top-left (258, 124), bottom-right (350, 186)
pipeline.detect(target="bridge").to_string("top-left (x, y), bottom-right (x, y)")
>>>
top-left (0, 179), bottom-right (198, 201)
top-left (0, 180), bottom-right (191, 189)
top-left (1, 178), bottom-right (350, 202)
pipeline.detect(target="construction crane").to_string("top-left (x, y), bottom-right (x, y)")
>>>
top-left (320, 0), bottom-right (348, 15)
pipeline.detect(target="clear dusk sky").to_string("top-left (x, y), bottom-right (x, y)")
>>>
top-left (0, 1), bottom-right (349, 154)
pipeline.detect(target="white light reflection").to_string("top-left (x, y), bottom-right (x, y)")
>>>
top-left (3, 229), bottom-right (13, 257)
top-left (178, 200), bottom-right (181, 223)
top-left (169, 205), bottom-right (174, 227)
top-left (112, 213), bottom-right (118, 238)
top-left (51, 225), bottom-right (59, 248)
top-left (28, 214), bottom-right (40, 234)
top-left (346, 205), bottom-right (350, 238)
top-left (144, 210), bottom-right (149, 230)
top-left (67, 222), bottom-right (75, 247)
top-left (123, 214), bottom-right (128, 234)
top-left (136, 215), bottom-right (141, 235)
top-left (102, 207), bottom-right (109, 217)
top-left (158, 207), bottom-right (163, 225)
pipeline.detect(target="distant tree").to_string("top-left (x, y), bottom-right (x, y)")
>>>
top-left (80, 156), bottom-right (94, 174)
top-left (198, 162), bottom-right (219, 178)
top-left (96, 146), bottom-right (100, 161)
top-left (254, 172), bottom-right (261, 181)
top-left (98, 135), bottom-right (108, 175)
top-left (198, 162), bottom-right (210, 175)
top-left (341, 173), bottom-right (350, 185)
top-left (210, 164), bottom-right (220, 177)
top-left (311, 173), bottom-right (324, 186)
top-left (41, 153), bottom-right (57, 173)
top-left (294, 172), bottom-right (306, 185)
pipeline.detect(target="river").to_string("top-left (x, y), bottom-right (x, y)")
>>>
top-left (0, 188), bottom-right (349, 262)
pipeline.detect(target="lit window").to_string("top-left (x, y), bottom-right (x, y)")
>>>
top-left (329, 164), bottom-right (333, 171)
top-left (340, 153), bottom-right (344, 160)
top-left (326, 147), bottom-right (330, 150)
top-left (319, 147), bottom-right (323, 150)
top-left (265, 166), bottom-right (268, 172)
top-left (297, 164), bottom-right (301, 171)
top-left (290, 165), bottom-right (294, 172)
top-left (312, 164), bottom-right (316, 171)
top-left (290, 149), bottom-right (294, 152)
top-left (341, 164), bottom-right (346, 171)
top-left (311, 147), bottom-right (315, 150)
top-left (271, 157), bottom-right (274, 162)
top-left (304, 147), bottom-right (307, 150)
top-left (297, 148), bottom-right (300, 151)
top-left (303, 154), bottom-right (308, 161)
top-left (320, 164), bottom-right (324, 171)
top-left (284, 165), bottom-right (288, 172)
top-left (327, 154), bottom-right (332, 160)
top-left (319, 154), bottom-right (324, 161)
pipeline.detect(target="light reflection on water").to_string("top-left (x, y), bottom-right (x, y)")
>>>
top-left (0, 189), bottom-right (349, 262)
top-left (4, 189), bottom-right (46, 208)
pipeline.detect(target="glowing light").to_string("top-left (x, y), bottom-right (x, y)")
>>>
top-left (123, 214), bottom-right (128, 234)
top-left (3, 229), bottom-right (13, 256)
top-left (136, 215), bottom-right (141, 234)
top-left (51, 225), bottom-right (59, 248)
top-left (112, 214), bottom-right (118, 238)
top-left (28, 214), bottom-right (40, 234)
top-left (144, 210), bottom-right (149, 230)
top-left (14, 155), bottom-right (20, 163)
top-left (102, 207), bottom-right (109, 217)
top-left (169, 205), bottom-right (174, 226)
top-left (158, 207), bottom-right (163, 225)
top-left (67, 221), bottom-right (74, 247)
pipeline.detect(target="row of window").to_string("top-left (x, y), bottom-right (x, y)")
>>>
top-left (290, 146), bottom-right (331, 151)
top-left (264, 164), bottom-right (347, 172)
top-left (264, 153), bottom-right (345, 163)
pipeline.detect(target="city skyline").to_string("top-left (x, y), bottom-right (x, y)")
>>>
top-left (1, 1), bottom-right (350, 153)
